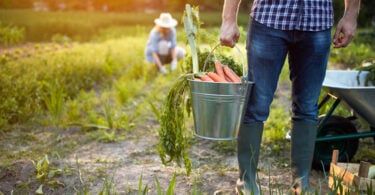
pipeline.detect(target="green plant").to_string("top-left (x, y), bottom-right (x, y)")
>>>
top-left (329, 174), bottom-right (347, 195)
top-left (138, 174), bottom-right (148, 195)
top-left (330, 42), bottom-right (374, 69)
top-left (165, 174), bottom-right (177, 195)
top-left (0, 22), bottom-right (25, 46)
top-left (97, 129), bottom-right (116, 143)
top-left (99, 177), bottom-right (117, 195)
top-left (33, 155), bottom-right (51, 183)
top-left (115, 79), bottom-right (144, 105)
top-left (32, 154), bottom-right (63, 194)
top-left (264, 103), bottom-right (289, 142)
top-left (183, 4), bottom-right (201, 73)
top-left (158, 74), bottom-right (193, 175)
top-left (356, 60), bottom-right (375, 86)
top-left (182, 49), bottom-right (243, 77)
top-left (51, 33), bottom-right (72, 43)
top-left (41, 81), bottom-right (65, 128)
top-left (104, 101), bottom-right (114, 130)
top-left (154, 174), bottom-right (177, 195)
top-left (191, 176), bottom-right (202, 195)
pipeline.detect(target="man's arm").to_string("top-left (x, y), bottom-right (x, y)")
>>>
top-left (333, 0), bottom-right (361, 48)
top-left (220, 0), bottom-right (241, 48)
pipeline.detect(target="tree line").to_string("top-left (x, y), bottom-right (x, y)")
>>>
top-left (1, 0), bottom-right (374, 27)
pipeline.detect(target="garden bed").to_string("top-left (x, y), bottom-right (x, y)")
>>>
top-left (329, 149), bottom-right (375, 194)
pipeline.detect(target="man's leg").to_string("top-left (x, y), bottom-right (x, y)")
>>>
top-left (237, 20), bottom-right (289, 194)
top-left (288, 29), bottom-right (331, 193)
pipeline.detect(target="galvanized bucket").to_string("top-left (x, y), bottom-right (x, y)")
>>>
top-left (189, 45), bottom-right (253, 140)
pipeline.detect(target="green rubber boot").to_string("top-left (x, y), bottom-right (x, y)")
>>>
top-left (290, 121), bottom-right (318, 194)
top-left (236, 122), bottom-right (264, 195)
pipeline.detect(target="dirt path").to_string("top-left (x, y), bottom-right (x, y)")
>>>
top-left (60, 126), bottom-right (328, 194)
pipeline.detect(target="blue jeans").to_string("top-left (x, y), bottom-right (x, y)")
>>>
top-left (243, 20), bottom-right (331, 124)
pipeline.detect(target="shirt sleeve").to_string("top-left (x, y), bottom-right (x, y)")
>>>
top-left (148, 30), bottom-right (159, 53)
top-left (170, 28), bottom-right (177, 48)
top-left (145, 29), bottom-right (160, 63)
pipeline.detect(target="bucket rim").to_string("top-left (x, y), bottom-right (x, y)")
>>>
top-left (188, 78), bottom-right (254, 85)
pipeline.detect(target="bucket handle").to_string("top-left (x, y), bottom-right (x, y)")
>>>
top-left (202, 43), bottom-right (248, 83)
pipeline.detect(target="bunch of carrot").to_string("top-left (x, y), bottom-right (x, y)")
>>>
top-left (194, 60), bottom-right (241, 83)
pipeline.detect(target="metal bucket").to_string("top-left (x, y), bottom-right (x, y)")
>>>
top-left (189, 79), bottom-right (253, 140)
top-left (189, 44), bottom-right (253, 140)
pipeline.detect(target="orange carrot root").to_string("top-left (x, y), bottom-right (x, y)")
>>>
top-left (207, 72), bottom-right (228, 82)
top-left (200, 75), bottom-right (214, 82)
top-left (223, 66), bottom-right (241, 83)
top-left (214, 60), bottom-right (226, 81)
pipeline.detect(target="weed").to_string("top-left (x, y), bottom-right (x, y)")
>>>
top-left (99, 177), bottom-right (117, 195)
top-left (32, 154), bottom-right (64, 194)
top-left (97, 129), bottom-right (116, 143)
top-left (41, 80), bottom-right (65, 128)
top-left (104, 100), bottom-right (114, 130)
top-left (138, 174), bottom-right (148, 195)
top-left (32, 155), bottom-right (51, 183)
top-left (166, 174), bottom-right (177, 195)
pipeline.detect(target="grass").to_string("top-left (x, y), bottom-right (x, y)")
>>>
top-left (0, 9), bottom-right (157, 42)
top-left (0, 9), bottom-right (249, 43)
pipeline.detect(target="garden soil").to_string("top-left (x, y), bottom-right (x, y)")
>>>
top-left (0, 81), bottom-right (335, 195)
top-left (0, 133), bottom-right (328, 195)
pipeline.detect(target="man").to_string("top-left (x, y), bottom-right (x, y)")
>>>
top-left (219, 0), bottom-right (360, 194)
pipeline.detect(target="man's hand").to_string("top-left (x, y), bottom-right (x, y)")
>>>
top-left (220, 22), bottom-right (240, 48)
top-left (220, 0), bottom-right (241, 48)
top-left (332, 16), bottom-right (357, 48)
top-left (332, 0), bottom-right (360, 48)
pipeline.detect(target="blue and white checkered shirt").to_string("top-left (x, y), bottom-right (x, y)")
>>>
top-left (251, 0), bottom-right (334, 31)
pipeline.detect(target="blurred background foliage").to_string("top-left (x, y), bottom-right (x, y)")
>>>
top-left (0, 0), bottom-right (374, 27)
top-left (0, 0), bottom-right (374, 69)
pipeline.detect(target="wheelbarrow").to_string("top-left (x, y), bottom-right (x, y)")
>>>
top-left (312, 70), bottom-right (375, 170)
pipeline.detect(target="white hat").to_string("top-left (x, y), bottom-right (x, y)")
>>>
top-left (154, 13), bottom-right (177, 28)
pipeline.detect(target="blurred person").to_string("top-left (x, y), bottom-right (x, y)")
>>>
top-left (145, 13), bottom-right (185, 74)
top-left (219, 0), bottom-right (360, 194)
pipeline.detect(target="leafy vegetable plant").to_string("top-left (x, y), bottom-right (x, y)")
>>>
top-left (356, 59), bottom-right (375, 86)
top-left (157, 4), bottom-right (199, 175)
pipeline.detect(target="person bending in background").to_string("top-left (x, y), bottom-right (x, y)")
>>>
top-left (219, 0), bottom-right (360, 194)
top-left (145, 13), bottom-right (185, 74)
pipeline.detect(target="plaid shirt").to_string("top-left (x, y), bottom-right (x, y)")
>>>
top-left (251, 0), bottom-right (334, 31)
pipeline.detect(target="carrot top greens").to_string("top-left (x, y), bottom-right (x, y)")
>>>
top-left (157, 4), bottom-right (243, 175)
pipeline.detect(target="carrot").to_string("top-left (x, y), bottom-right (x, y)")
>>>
top-left (224, 74), bottom-right (233, 82)
top-left (207, 72), bottom-right (228, 82)
top-left (214, 60), bottom-right (226, 80)
top-left (223, 65), bottom-right (241, 83)
top-left (200, 75), bottom-right (214, 82)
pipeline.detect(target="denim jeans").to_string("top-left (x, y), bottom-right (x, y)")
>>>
top-left (243, 20), bottom-right (331, 124)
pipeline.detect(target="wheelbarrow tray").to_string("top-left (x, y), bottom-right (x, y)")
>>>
top-left (323, 70), bottom-right (375, 127)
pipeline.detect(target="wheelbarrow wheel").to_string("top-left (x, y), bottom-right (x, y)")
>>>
top-left (312, 115), bottom-right (359, 171)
